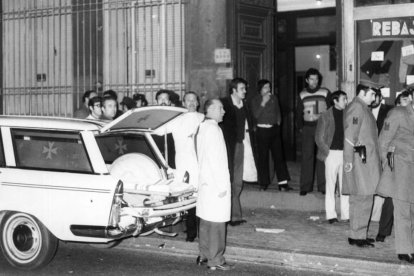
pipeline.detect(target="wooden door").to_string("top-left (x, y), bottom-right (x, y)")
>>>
top-left (228, 1), bottom-right (275, 101)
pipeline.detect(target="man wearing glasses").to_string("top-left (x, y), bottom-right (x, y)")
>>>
top-left (86, 96), bottom-right (102, 120)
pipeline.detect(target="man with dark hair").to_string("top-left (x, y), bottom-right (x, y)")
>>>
top-left (395, 88), bottom-right (412, 107)
top-left (183, 91), bottom-right (200, 112)
top-left (120, 96), bottom-right (136, 112)
top-left (195, 98), bottom-right (233, 271)
top-left (371, 90), bottom-right (393, 133)
top-left (74, 90), bottom-right (97, 119)
top-left (169, 91), bottom-right (182, 107)
top-left (86, 96), bottom-right (102, 120)
top-left (103, 90), bottom-right (123, 119)
top-left (153, 89), bottom-right (175, 168)
top-left (103, 90), bottom-right (118, 100)
top-left (297, 68), bottom-right (330, 196)
top-left (101, 96), bottom-right (118, 122)
top-left (156, 90), bottom-right (173, 106)
top-left (220, 78), bottom-right (258, 226)
top-left (250, 79), bottom-right (291, 191)
top-left (133, 93), bottom-right (148, 107)
top-left (315, 90), bottom-right (349, 224)
top-left (343, 81), bottom-right (381, 248)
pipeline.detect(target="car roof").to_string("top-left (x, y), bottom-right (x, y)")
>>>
top-left (0, 116), bottom-right (105, 131)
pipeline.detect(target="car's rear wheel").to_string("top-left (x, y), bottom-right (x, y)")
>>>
top-left (0, 212), bottom-right (58, 270)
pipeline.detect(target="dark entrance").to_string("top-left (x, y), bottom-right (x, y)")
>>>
top-left (277, 7), bottom-right (337, 161)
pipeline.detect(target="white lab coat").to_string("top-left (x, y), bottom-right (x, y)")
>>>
top-left (155, 112), bottom-right (204, 189)
top-left (196, 119), bottom-right (231, 223)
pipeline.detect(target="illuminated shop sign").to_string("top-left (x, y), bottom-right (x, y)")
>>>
top-left (372, 18), bottom-right (414, 38)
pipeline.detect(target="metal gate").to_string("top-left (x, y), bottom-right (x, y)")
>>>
top-left (2, 0), bottom-right (185, 116)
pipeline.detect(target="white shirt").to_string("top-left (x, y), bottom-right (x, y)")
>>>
top-left (86, 114), bottom-right (100, 120)
top-left (372, 103), bottom-right (381, 120)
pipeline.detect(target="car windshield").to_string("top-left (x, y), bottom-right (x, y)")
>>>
top-left (95, 133), bottom-right (159, 166)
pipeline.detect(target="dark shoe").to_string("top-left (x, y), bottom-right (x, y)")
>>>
top-left (348, 238), bottom-right (374, 248)
top-left (320, 191), bottom-right (326, 195)
top-left (376, 234), bottom-right (386, 242)
top-left (229, 220), bottom-right (247, 226)
top-left (208, 263), bottom-right (234, 271)
top-left (278, 184), bottom-right (293, 191)
top-left (366, 237), bottom-right (375, 243)
top-left (259, 187), bottom-right (268, 191)
top-left (299, 191), bottom-right (307, 196)
top-left (398, 254), bottom-right (414, 264)
top-left (328, 218), bottom-right (339, 224)
top-left (196, 256), bottom-right (207, 266)
top-left (186, 237), bottom-right (195, 242)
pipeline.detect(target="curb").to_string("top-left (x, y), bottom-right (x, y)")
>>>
top-left (118, 236), bottom-right (414, 275)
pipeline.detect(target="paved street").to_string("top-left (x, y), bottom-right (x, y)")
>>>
top-left (0, 242), bottom-right (333, 276)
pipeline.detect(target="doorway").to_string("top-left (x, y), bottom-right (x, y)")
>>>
top-left (294, 45), bottom-right (337, 158)
top-left (276, 7), bottom-right (336, 161)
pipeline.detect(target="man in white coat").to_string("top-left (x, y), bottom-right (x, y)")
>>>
top-left (195, 99), bottom-right (233, 271)
top-left (153, 92), bottom-right (205, 241)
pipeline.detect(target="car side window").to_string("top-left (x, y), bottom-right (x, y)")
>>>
top-left (0, 129), bottom-right (5, 167)
top-left (11, 129), bottom-right (93, 173)
top-left (96, 133), bottom-right (159, 166)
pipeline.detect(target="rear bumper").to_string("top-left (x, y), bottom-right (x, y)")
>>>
top-left (70, 199), bottom-right (196, 239)
top-left (70, 224), bottom-right (138, 239)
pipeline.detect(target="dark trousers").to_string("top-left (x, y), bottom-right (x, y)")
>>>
top-left (152, 134), bottom-right (176, 169)
top-left (186, 207), bottom-right (198, 240)
top-left (300, 125), bottom-right (325, 192)
top-left (378, 197), bottom-right (394, 237)
top-left (256, 126), bottom-right (290, 189)
top-left (231, 142), bottom-right (244, 221)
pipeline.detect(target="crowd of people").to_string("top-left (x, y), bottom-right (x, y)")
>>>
top-left (304, 67), bottom-right (414, 264)
top-left (73, 90), bottom-right (149, 121)
top-left (72, 71), bottom-right (414, 268)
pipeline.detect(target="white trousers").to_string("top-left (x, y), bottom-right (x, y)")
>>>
top-left (325, 150), bottom-right (349, 220)
top-left (370, 195), bottom-right (384, 222)
top-left (243, 132), bottom-right (257, 182)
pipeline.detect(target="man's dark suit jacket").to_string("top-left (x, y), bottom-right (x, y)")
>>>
top-left (376, 104), bottom-right (393, 134)
top-left (219, 96), bottom-right (258, 182)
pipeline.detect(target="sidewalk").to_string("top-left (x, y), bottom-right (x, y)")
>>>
top-left (118, 162), bottom-right (414, 275)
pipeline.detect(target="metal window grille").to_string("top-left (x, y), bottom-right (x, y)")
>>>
top-left (2, 0), bottom-right (185, 117)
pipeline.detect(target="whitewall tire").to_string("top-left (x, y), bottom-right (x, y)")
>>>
top-left (0, 212), bottom-right (58, 270)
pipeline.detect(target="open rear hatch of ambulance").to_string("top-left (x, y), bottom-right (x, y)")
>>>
top-left (100, 107), bottom-right (196, 235)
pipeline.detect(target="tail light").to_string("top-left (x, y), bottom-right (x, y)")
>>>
top-left (109, 180), bottom-right (124, 227)
top-left (182, 171), bottom-right (189, 184)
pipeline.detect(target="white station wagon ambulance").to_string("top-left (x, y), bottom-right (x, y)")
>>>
top-left (0, 106), bottom-right (196, 270)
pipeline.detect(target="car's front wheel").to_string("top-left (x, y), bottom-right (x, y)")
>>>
top-left (0, 212), bottom-right (58, 270)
